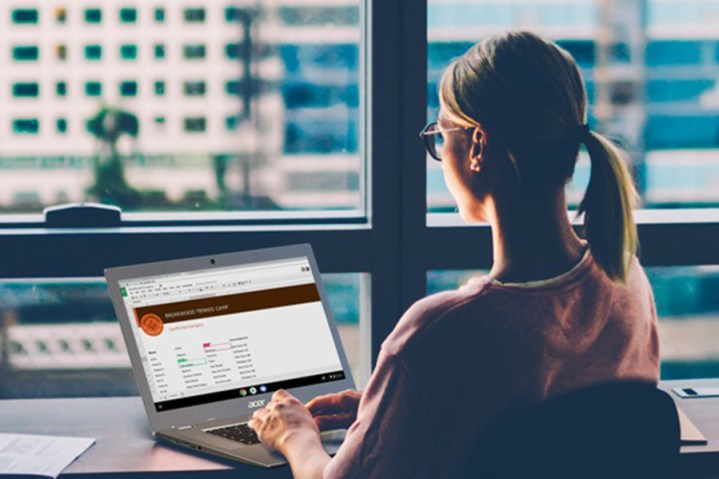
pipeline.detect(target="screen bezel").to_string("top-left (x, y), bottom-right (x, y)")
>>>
top-left (105, 243), bottom-right (356, 432)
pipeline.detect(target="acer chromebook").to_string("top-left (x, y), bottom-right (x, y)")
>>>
top-left (105, 244), bottom-right (355, 467)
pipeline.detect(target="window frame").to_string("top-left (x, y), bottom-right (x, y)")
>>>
top-left (0, 1), bottom-right (718, 387)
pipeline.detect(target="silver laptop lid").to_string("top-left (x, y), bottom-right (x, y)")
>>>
top-left (105, 244), bottom-right (355, 433)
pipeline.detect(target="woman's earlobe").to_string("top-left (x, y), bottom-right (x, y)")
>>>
top-left (469, 153), bottom-right (482, 172)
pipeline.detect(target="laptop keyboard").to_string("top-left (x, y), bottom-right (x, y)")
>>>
top-left (205, 423), bottom-right (260, 445)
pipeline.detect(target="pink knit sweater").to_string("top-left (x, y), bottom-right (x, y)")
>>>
top-left (325, 250), bottom-right (659, 478)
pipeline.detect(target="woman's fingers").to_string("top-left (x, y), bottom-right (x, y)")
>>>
top-left (306, 393), bottom-right (345, 415)
top-left (314, 412), bottom-right (355, 431)
top-left (307, 389), bottom-right (361, 415)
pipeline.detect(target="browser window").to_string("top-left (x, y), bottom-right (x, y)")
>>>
top-left (119, 257), bottom-right (344, 412)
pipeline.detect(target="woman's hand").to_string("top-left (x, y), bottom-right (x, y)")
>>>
top-left (248, 389), bottom-right (321, 454)
top-left (306, 389), bottom-right (362, 431)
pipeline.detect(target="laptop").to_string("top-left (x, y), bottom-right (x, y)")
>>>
top-left (105, 244), bottom-right (356, 467)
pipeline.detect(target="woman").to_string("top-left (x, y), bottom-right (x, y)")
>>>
top-left (248, 30), bottom-right (659, 478)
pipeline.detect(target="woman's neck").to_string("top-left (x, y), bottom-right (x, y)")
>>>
top-left (486, 190), bottom-right (586, 284)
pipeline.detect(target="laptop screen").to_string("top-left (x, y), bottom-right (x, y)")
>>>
top-left (119, 256), bottom-right (345, 412)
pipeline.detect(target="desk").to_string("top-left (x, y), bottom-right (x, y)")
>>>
top-left (661, 379), bottom-right (719, 478)
top-left (0, 396), bottom-right (291, 479)
top-left (1, 380), bottom-right (718, 478)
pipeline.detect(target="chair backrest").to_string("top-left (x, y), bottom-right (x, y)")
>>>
top-left (467, 381), bottom-right (680, 479)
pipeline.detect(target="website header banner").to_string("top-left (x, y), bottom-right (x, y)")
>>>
top-left (133, 283), bottom-right (321, 328)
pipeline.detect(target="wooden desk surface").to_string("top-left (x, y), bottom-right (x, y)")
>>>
top-left (1, 379), bottom-right (718, 478)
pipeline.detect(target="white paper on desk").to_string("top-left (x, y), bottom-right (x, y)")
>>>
top-left (0, 433), bottom-right (95, 478)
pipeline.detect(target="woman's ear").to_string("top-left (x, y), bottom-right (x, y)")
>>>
top-left (469, 127), bottom-right (487, 172)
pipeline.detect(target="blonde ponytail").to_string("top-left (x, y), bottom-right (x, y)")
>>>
top-left (578, 132), bottom-right (638, 282)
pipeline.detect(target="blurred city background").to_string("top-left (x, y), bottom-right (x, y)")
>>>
top-left (0, 0), bottom-right (718, 398)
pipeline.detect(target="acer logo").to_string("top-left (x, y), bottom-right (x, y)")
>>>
top-left (248, 400), bottom-right (266, 409)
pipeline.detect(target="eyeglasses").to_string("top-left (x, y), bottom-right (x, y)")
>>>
top-left (419, 121), bottom-right (473, 162)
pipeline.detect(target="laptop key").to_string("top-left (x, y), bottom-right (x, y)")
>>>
top-left (206, 423), bottom-right (260, 445)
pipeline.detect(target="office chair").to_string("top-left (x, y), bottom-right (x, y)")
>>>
top-left (466, 381), bottom-right (680, 479)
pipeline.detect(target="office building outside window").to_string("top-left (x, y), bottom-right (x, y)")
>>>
top-left (0, 2), bottom-right (362, 214)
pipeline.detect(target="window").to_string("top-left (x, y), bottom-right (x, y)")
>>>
top-left (85, 8), bottom-right (102, 23)
top-left (56, 118), bottom-right (68, 134)
top-left (183, 81), bottom-right (206, 97)
top-left (225, 7), bottom-right (240, 22)
top-left (279, 6), bottom-right (359, 26)
top-left (56, 44), bottom-right (67, 61)
top-left (85, 81), bottom-right (102, 97)
top-left (85, 45), bottom-right (102, 61)
top-left (55, 7), bottom-right (67, 24)
top-left (120, 44), bottom-right (138, 60)
top-left (56, 81), bottom-right (67, 97)
top-left (183, 44), bottom-right (206, 59)
top-left (225, 43), bottom-right (242, 60)
top-left (1, 2), bottom-right (363, 215)
top-left (154, 44), bottom-right (165, 59)
top-left (226, 115), bottom-right (240, 131)
top-left (13, 46), bottom-right (39, 61)
top-left (0, 0), bottom-right (716, 406)
top-left (183, 8), bottom-right (205, 23)
top-left (12, 9), bottom-right (38, 24)
top-left (13, 119), bottom-right (40, 135)
top-left (426, 1), bottom-right (719, 211)
top-left (119, 8), bottom-right (137, 23)
top-left (183, 117), bottom-right (206, 133)
top-left (12, 83), bottom-right (39, 98)
top-left (225, 80), bottom-right (241, 96)
top-left (647, 41), bottom-right (702, 67)
top-left (119, 81), bottom-right (138, 97)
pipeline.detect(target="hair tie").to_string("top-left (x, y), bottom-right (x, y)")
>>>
top-left (573, 123), bottom-right (591, 143)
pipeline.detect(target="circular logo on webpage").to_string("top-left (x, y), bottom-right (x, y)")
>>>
top-left (140, 313), bottom-right (164, 337)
